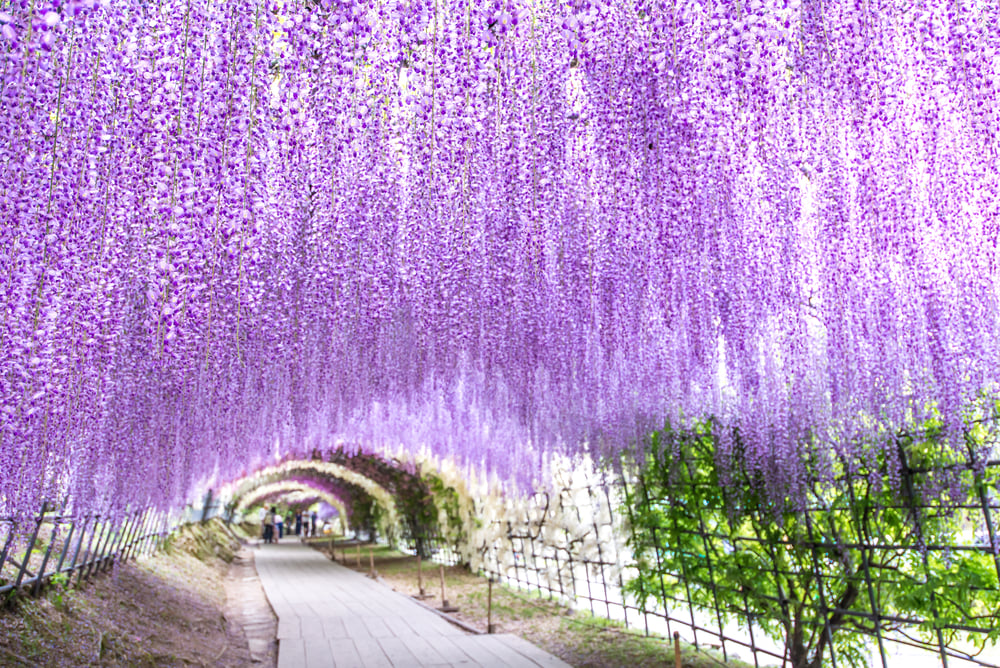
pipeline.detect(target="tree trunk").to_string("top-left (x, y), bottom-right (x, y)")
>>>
top-left (788, 612), bottom-right (809, 668)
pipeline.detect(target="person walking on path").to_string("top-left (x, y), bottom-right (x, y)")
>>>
top-left (274, 507), bottom-right (284, 540)
top-left (262, 508), bottom-right (275, 544)
top-left (295, 511), bottom-right (302, 536)
top-left (310, 510), bottom-right (318, 537)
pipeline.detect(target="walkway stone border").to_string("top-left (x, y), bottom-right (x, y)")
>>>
top-left (224, 546), bottom-right (279, 665)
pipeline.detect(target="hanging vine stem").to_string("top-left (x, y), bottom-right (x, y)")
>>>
top-left (235, 1), bottom-right (264, 364)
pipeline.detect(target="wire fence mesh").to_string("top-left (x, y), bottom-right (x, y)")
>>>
top-left (411, 422), bottom-right (1000, 668)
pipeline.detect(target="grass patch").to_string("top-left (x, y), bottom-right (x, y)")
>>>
top-left (561, 613), bottom-right (756, 668)
top-left (316, 541), bottom-right (760, 667)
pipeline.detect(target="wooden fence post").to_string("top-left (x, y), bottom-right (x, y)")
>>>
top-left (437, 565), bottom-right (458, 613)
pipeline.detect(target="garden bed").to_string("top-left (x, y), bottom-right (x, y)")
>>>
top-left (312, 539), bottom-right (753, 668)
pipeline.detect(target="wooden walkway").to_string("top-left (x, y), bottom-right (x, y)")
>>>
top-left (254, 540), bottom-right (572, 668)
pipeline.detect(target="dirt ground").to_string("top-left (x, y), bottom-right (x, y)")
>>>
top-left (0, 520), bottom-right (276, 668)
top-left (316, 540), bottom-right (753, 668)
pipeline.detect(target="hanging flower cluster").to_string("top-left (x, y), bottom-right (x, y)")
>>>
top-left (1, 0), bottom-right (998, 517)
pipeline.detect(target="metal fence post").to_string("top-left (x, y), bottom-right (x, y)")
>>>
top-left (119, 511), bottom-right (139, 562)
top-left (103, 516), bottom-right (125, 570)
top-left (124, 508), bottom-right (150, 562)
top-left (201, 489), bottom-right (214, 523)
top-left (81, 516), bottom-right (106, 581)
top-left (124, 510), bottom-right (144, 559)
top-left (92, 519), bottom-right (114, 573)
top-left (896, 441), bottom-right (950, 668)
top-left (67, 514), bottom-right (93, 584)
top-left (116, 512), bottom-right (140, 564)
top-left (32, 498), bottom-right (68, 596)
top-left (145, 510), bottom-right (164, 557)
top-left (104, 516), bottom-right (130, 571)
top-left (14, 502), bottom-right (47, 589)
top-left (0, 519), bottom-right (16, 577)
top-left (137, 510), bottom-right (156, 558)
top-left (54, 515), bottom-right (77, 575)
top-left (153, 512), bottom-right (170, 554)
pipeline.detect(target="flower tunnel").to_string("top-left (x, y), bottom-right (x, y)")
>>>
top-left (231, 479), bottom-right (351, 535)
top-left (225, 458), bottom-right (402, 538)
top-left (221, 451), bottom-right (469, 553)
top-left (220, 448), bottom-right (635, 616)
top-left (2, 0), bottom-right (1000, 665)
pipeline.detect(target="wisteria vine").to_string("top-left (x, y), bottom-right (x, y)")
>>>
top-left (1, 0), bottom-right (998, 517)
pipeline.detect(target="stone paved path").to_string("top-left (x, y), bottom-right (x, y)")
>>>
top-left (254, 540), bottom-right (572, 668)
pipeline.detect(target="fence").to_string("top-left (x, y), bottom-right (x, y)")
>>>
top-left (0, 489), bottom-right (224, 602)
top-left (412, 423), bottom-right (1000, 668)
top-left (0, 504), bottom-right (174, 601)
top-left (473, 477), bottom-right (633, 619)
top-left (622, 421), bottom-right (1000, 668)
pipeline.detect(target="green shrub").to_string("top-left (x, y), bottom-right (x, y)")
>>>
top-left (625, 418), bottom-right (1000, 668)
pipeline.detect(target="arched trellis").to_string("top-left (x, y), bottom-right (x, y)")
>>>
top-left (230, 470), bottom-right (355, 513)
top-left (222, 459), bottom-right (401, 538)
top-left (234, 480), bottom-right (350, 531)
top-left (222, 452), bottom-right (476, 555)
top-left (321, 448), bottom-right (459, 558)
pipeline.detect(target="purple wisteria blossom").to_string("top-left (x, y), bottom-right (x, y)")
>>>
top-left (0, 0), bottom-right (997, 517)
